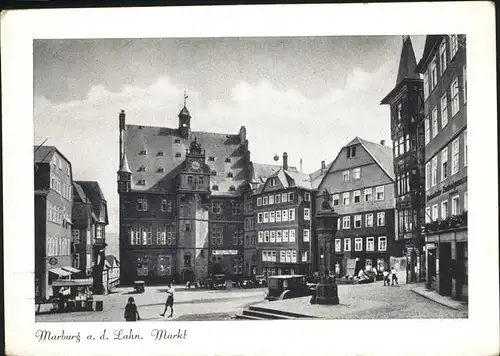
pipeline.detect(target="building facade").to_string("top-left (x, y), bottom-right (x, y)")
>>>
top-left (34, 146), bottom-right (74, 300)
top-left (117, 105), bottom-right (279, 285)
top-left (381, 35), bottom-right (426, 283)
top-left (416, 35), bottom-right (467, 301)
top-left (316, 138), bottom-right (402, 277)
top-left (254, 153), bottom-right (315, 277)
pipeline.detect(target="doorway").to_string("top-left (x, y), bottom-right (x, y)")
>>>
top-left (439, 243), bottom-right (452, 296)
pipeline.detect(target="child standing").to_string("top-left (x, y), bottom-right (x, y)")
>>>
top-left (124, 297), bottom-right (141, 321)
top-left (383, 270), bottom-right (390, 286)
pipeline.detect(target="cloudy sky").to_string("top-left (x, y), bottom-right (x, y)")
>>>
top-left (34, 36), bottom-right (425, 233)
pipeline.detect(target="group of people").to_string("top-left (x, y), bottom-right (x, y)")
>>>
top-left (382, 267), bottom-right (399, 286)
top-left (123, 283), bottom-right (176, 322)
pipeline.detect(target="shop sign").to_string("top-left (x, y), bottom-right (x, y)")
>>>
top-left (48, 257), bottom-right (58, 265)
top-left (442, 177), bottom-right (467, 193)
top-left (426, 243), bottom-right (436, 249)
top-left (212, 250), bottom-right (238, 256)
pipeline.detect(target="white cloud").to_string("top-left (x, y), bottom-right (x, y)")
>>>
top-left (34, 65), bottom-right (393, 232)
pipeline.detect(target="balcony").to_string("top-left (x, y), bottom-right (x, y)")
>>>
top-left (423, 212), bottom-right (468, 234)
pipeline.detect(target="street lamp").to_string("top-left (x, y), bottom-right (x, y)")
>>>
top-left (311, 189), bottom-right (339, 305)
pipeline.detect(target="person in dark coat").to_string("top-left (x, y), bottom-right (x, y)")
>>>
top-left (124, 297), bottom-right (141, 321)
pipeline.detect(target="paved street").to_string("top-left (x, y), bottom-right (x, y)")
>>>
top-left (36, 278), bottom-right (466, 322)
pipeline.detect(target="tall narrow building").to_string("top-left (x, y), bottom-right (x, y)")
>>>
top-left (381, 35), bottom-right (425, 283)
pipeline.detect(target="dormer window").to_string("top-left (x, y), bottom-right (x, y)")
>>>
top-left (225, 158), bottom-right (231, 163)
top-left (229, 185), bottom-right (236, 191)
top-left (227, 172), bottom-right (233, 178)
top-left (211, 170), bottom-right (217, 176)
top-left (137, 179), bottom-right (146, 185)
top-left (139, 150), bottom-right (147, 155)
top-left (157, 151), bottom-right (164, 156)
top-left (175, 152), bottom-right (182, 158)
top-left (270, 178), bottom-right (277, 187)
top-left (208, 156), bottom-right (215, 161)
top-left (174, 139), bottom-right (181, 143)
top-left (138, 165), bottom-right (146, 172)
top-left (212, 185), bottom-right (219, 191)
top-left (346, 146), bottom-right (356, 158)
top-left (156, 167), bottom-right (165, 173)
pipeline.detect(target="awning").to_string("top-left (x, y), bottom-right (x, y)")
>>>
top-left (62, 266), bottom-right (81, 273)
top-left (49, 268), bottom-right (72, 277)
top-left (52, 278), bottom-right (93, 287)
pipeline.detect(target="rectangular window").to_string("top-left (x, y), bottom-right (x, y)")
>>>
top-left (270, 178), bottom-right (276, 187)
top-left (263, 196), bottom-right (268, 205)
top-left (342, 170), bottom-right (350, 182)
top-left (304, 208), bottom-right (310, 221)
top-left (257, 197), bottom-right (262, 206)
top-left (264, 231), bottom-right (270, 243)
top-left (425, 207), bottom-right (431, 223)
top-left (441, 200), bottom-right (448, 220)
top-left (376, 186), bottom-right (385, 200)
top-left (289, 209), bottom-right (295, 221)
top-left (431, 56), bottom-right (438, 89)
top-left (424, 117), bottom-right (430, 145)
top-left (432, 107), bottom-right (438, 138)
top-left (450, 35), bottom-right (458, 58)
top-left (432, 204), bottom-right (439, 221)
top-left (355, 238), bottom-right (363, 251)
top-left (280, 250), bottom-right (286, 262)
top-left (281, 193), bottom-right (287, 203)
top-left (335, 239), bottom-right (341, 252)
top-left (232, 202), bottom-right (242, 215)
top-left (464, 130), bottom-right (467, 167)
top-left (366, 237), bottom-right (375, 252)
top-left (282, 230), bottom-right (288, 243)
top-left (342, 216), bottom-right (350, 229)
top-left (451, 78), bottom-right (460, 116)
top-left (343, 192), bottom-right (350, 205)
top-left (269, 195), bottom-right (274, 205)
top-left (276, 210), bottom-right (282, 222)
top-left (304, 192), bottom-right (311, 202)
top-left (366, 213), bottom-right (373, 227)
top-left (439, 38), bottom-right (447, 75)
top-left (431, 156), bottom-right (438, 187)
top-left (344, 238), bottom-right (351, 252)
top-left (72, 229), bottom-right (80, 243)
top-left (378, 237), bottom-right (387, 251)
top-left (212, 201), bottom-right (222, 214)
top-left (303, 229), bottom-right (310, 242)
top-left (353, 190), bottom-right (361, 203)
top-left (276, 230), bottom-right (282, 243)
top-left (452, 195), bottom-right (460, 215)
top-left (441, 148), bottom-right (448, 181)
top-left (270, 230), bottom-right (276, 243)
top-left (377, 212), bottom-right (385, 226)
top-left (464, 191), bottom-right (468, 211)
top-left (463, 64), bottom-right (467, 103)
top-left (452, 137), bottom-right (460, 175)
top-left (275, 194), bottom-right (281, 204)
top-left (353, 168), bottom-right (361, 179)
top-left (423, 71), bottom-right (429, 99)
top-left (441, 93), bottom-right (448, 128)
top-left (282, 209), bottom-right (288, 222)
top-left (257, 213), bottom-right (263, 224)
top-left (285, 251), bottom-right (291, 263)
top-left (399, 137), bottom-right (404, 155)
top-left (364, 188), bottom-right (372, 202)
top-left (263, 212), bottom-right (269, 223)
top-left (258, 231), bottom-right (263, 243)
top-left (301, 251), bottom-right (308, 262)
top-left (425, 162), bottom-right (431, 191)
top-left (332, 194), bottom-right (339, 206)
top-left (354, 215), bottom-right (362, 228)
top-left (288, 192), bottom-right (294, 202)
top-left (289, 230), bottom-right (296, 242)
top-left (269, 211), bottom-right (275, 223)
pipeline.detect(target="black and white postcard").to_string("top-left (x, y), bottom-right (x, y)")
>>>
top-left (2, 3), bottom-right (499, 356)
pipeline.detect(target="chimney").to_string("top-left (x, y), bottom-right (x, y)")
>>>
top-left (321, 160), bottom-right (326, 174)
top-left (300, 159), bottom-right (303, 173)
top-left (119, 110), bottom-right (126, 131)
top-left (119, 110), bottom-right (126, 164)
top-left (282, 152), bottom-right (288, 171)
top-left (380, 140), bottom-right (386, 146)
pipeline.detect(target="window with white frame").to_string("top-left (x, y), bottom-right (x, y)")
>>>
top-left (263, 196), bottom-right (268, 205)
top-left (423, 71), bottom-right (429, 99)
top-left (276, 230), bottom-right (282, 243)
top-left (263, 212), bottom-right (269, 223)
top-left (376, 186), bottom-right (385, 200)
top-left (355, 238), bottom-right (363, 251)
top-left (257, 197), bottom-right (262, 206)
top-left (450, 35), bottom-right (458, 58)
top-left (441, 200), bottom-right (448, 220)
top-left (289, 229), bottom-right (296, 242)
top-left (281, 193), bottom-right (287, 203)
top-left (432, 107), bottom-right (438, 138)
top-left (270, 178), bottom-right (277, 187)
top-left (378, 237), bottom-right (387, 251)
top-left (285, 251), bottom-right (291, 263)
top-left (270, 230), bottom-right (276, 243)
top-left (337, 217), bottom-right (341, 231)
top-left (463, 64), bottom-right (467, 103)
top-left (405, 134), bottom-right (410, 152)
top-left (305, 192), bottom-right (311, 201)
top-left (282, 230), bottom-right (289, 242)
top-left (280, 251), bottom-right (285, 262)
top-left (275, 194), bottom-right (281, 204)
top-left (354, 168), bottom-right (361, 179)
top-left (424, 117), bottom-right (430, 144)
top-left (441, 147), bottom-right (448, 181)
top-left (269, 195), bottom-right (274, 205)
top-left (399, 137), bottom-right (404, 155)
top-left (289, 209), bottom-right (295, 221)
top-left (366, 213), bottom-right (373, 227)
top-left (344, 238), bottom-right (351, 252)
top-left (425, 207), bottom-right (431, 223)
top-left (342, 170), bottom-right (349, 182)
top-left (431, 57), bottom-right (438, 89)
top-left (342, 216), bottom-right (350, 229)
top-left (354, 215), bottom-right (362, 228)
top-left (72, 229), bottom-right (80, 243)
top-left (364, 188), bottom-right (372, 202)
top-left (301, 251), bottom-right (308, 262)
top-left (276, 210), bottom-right (282, 222)
top-left (332, 194), bottom-right (339, 206)
top-left (451, 78), bottom-right (460, 116)
top-left (304, 208), bottom-right (310, 220)
top-left (303, 229), bottom-right (310, 242)
top-left (282, 209), bottom-right (288, 222)
top-left (291, 251), bottom-right (297, 263)
top-left (452, 137), bottom-right (460, 175)
top-left (366, 237), bottom-right (375, 251)
top-left (288, 192), bottom-right (294, 202)
top-left (452, 195), bottom-right (460, 215)
top-left (264, 231), bottom-right (270, 243)
top-left (396, 102), bottom-right (402, 121)
top-left (432, 204), bottom-right (439, 221)
top-left (343, 192), bottom-right (350, 205)
top-left (425, 162), bottom-right (431, 191)
top-left (431, 156), bottom-right (438, 187)
top-left (353, 190), bottom-right (361, 203)
top-left (441, 93), bottom-right (448, 128)
top-left (258, 231), bottom-right (263, 243)
top-left (269, 211), bottom-right (275, 223)
top-left (257, 213), bottom-right (263, 224)
top-left (464, 191), bottom-right (468, 211)
top-left (377, 212), bottom-right (385, 226)
top-left (439, 38), bottom-right (447, 75)
top-left (335, 239), bottom-right (341, 252)
top-left (464, 130), bottom-right (467, 167)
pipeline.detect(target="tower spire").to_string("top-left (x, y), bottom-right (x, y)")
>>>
top-left (184, 90), bottom-right (188, 107)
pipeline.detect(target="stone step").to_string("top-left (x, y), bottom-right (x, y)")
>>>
top-left (248, 305), bottom-right (313, 319)
top-left (242, 309), bottom-right (293, 320)
top-left (234, 313), bottom-right (263, 320)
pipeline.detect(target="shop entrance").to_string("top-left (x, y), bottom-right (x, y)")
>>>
top-left (439, 243), bottom-right (452, 296)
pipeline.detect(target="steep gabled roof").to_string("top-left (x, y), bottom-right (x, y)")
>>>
top-left (309, 161), bottom-right (333, 189)
top-left (34, 145), bottom-right (56, 163)
top-left (395, 36), bottom-right (420, 85)
top-left (76, 181), bottom-right (108, 224)
top-left (355, 137), bottom-right (395, 180)
top-left (415, 35), bottom-right (445, 72)
top-left (73, 182), bottom-right (88, 203)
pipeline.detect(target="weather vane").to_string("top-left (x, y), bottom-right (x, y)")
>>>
top-left (184, 90), bottom-right (188, 107)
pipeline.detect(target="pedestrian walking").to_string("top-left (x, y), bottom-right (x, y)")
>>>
top-left (124, 297), bottom-right (141, 321)
top-left (391, 266), bottom-right (398, 286)
top-left (383, 270), bottom-right (390, 286)
top-left (160, 282), bottom-right (175, 318)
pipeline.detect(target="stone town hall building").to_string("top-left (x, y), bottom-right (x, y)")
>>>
top-left (117, 104), bottom-right (281, 285)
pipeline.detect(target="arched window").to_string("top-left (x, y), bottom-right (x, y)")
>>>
top-left (211, 170), bottom-right (217, 176)
top-left (212, 185), bottom-right (219, 191)
top-left (229, 185), bottom-right (236, 191)
top-left (227, 172), bottom-right (233, 178)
